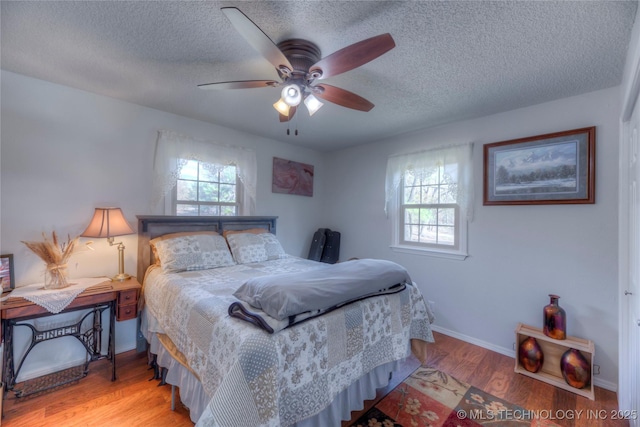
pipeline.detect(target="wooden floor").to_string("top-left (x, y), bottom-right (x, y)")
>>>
top-left (344, 332), bottom-right (628, 427)
top-left (1, 331), bottom-right (628, 427)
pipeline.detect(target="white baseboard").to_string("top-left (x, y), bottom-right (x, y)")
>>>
top-left (594, 378), bottom-right (619, 393)
top-left (16, 357), bottom-right (87, 382)
top-left (431, 325), bottom-right (618, 393)
top-left (116, 343), bottom-right (137, 355)
top-left (431, 325), bottom-right (515, 357)
top-left (14, 344), bottom-right (137, 383)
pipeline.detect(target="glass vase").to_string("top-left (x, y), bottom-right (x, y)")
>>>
top-left (560, 348), bottom-right (591, 389)
top-left (44, 263), bottom-right (70, 289)
top-left (543, 294), bottom-right (566, 340)
top-left (518, 336), bottom-right (544, 373)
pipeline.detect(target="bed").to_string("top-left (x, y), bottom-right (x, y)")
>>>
top-left (136, 215), bottom-right (434, 427)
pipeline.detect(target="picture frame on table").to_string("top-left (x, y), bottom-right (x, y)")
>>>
top-left (483, 127), bottom-right (595, 205)
top-left (1, 253), bottom-right (15, 294)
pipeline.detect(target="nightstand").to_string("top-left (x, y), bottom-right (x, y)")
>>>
top-left (1, 277), bottom-right (141, 405)
top-left (116, 283), bottom-right (139, 321)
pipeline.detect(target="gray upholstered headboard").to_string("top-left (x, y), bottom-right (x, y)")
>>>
top-left (136, 215), bottom-right (277, 281)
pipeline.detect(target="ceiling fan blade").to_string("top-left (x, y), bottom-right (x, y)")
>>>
top-left (313, 84), bottom-right (374, 112)
top-left (309, 33), bottom-right (395, 80)
top-left (198, 80), bottom-right (279, 90)
top-left (279, 106), bottom-right (297, 122)
top-left (221, 7), bottom-right (293, 73)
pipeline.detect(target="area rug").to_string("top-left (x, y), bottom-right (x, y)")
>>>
top-left (350, 366), bottom-right (562, 427)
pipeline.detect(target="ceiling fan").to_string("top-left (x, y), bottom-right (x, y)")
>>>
top-left (198, 7), bottom-right (396, 122)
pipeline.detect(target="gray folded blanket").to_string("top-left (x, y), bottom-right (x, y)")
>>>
top-left (228, 284), bottom-right (406, 333)
top-left (229, 258), bottom-right (412, 332)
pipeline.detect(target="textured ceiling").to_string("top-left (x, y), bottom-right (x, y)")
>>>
top-left (1, 1), bottom-right (637, 151)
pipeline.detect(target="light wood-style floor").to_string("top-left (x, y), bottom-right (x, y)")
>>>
top-left (1, 331), bottom-right (628, 427)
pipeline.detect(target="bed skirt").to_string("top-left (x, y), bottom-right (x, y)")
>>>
top-left (141, 309), bottom-right (401, 426)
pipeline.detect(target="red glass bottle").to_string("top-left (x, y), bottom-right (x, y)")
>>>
top-left (543, 294), bottom-right (566, 340)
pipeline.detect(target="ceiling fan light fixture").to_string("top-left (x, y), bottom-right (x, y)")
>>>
top-left (273, 98), bottom-right (291, 116)
top-left (304, 94), bottom-right (324, 116)
top-left (205, 9), bottom-right (395, 123)
top-left (281, 84), bottom-right (302, 106)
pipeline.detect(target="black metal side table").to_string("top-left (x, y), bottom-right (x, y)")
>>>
top-left (1, 278), bottom-right (140, 418)
top-left (2, 300), bottom-right (115, 398)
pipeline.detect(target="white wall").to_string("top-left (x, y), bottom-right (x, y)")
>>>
top-left (0, 70), bottom-right (327, 380)
top-left (0, 69), bottom-right (622, 390)
top-left (323, 86), bottom-right (620, 390)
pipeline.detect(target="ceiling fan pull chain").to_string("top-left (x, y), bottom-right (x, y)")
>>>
top-left (287, 117), bottom-right (291, 135)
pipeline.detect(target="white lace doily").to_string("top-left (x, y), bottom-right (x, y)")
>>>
top-left (0, 277), bottom-right (110, 314)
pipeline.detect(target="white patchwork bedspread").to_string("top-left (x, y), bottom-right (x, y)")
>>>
top-left (142, 256), bottom-right (434, 427)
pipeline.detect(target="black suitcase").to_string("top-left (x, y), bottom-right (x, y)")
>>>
top-left (307, 228), bottom-right (327, 261)
top-left (320, 229), bottom-right (341, 264)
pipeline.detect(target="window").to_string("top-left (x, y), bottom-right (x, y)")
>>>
top-left (174, 160), bottom-right (239, 216)
top-left (151, 130), bottom-right (257, 216)
top-left (386, 143), bottom-right (473, 260)
top-left (401, 167), bottom-right (459, 249)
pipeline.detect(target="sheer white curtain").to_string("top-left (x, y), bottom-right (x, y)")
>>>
top-left (385, 142), bottom-right (475, 220)
top-left (151, 130), bottom-right (257, 215)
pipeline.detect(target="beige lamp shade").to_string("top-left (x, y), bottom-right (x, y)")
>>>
top-left (81, 207), bottom-right (134, 281)
top-left (81, 207), bottom-right (134, 238)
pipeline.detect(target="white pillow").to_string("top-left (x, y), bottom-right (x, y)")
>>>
top-left (226, 232), bottom-right (286, 264)
top-left (151, 232), bottom-right (235, 273)
top-left (260, 233), bottom-right (287, 260)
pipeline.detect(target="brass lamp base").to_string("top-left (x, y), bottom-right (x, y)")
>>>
top-left (109, 239), bottom-right (131, 282)
top-left (111, 272), bottom-right (131, 282)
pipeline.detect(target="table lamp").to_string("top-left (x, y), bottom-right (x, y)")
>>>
top-left (81, 207), bottom-right (134, 281)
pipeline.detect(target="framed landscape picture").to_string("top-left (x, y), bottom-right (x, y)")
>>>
top-left (1, 254), bottom-right (15, 293)
top-left (483, 127), bottom-right (595, 205)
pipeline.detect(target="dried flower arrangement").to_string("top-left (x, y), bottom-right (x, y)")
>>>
top-left (22, 232), bottom-right (81, 289)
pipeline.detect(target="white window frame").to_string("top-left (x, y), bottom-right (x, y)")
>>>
top-left (172, 159), bottom-right (242, 216)
top-left (386, 143), bottom-right (473, 260)
top-left (390, 206), bottom-right (469, 261)
top-left (152, 130), bottom-right (257, 216)
top-left (391, 199), bottom-right (468, 260)
top-left (400, 203), bottom-right (459, 249)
